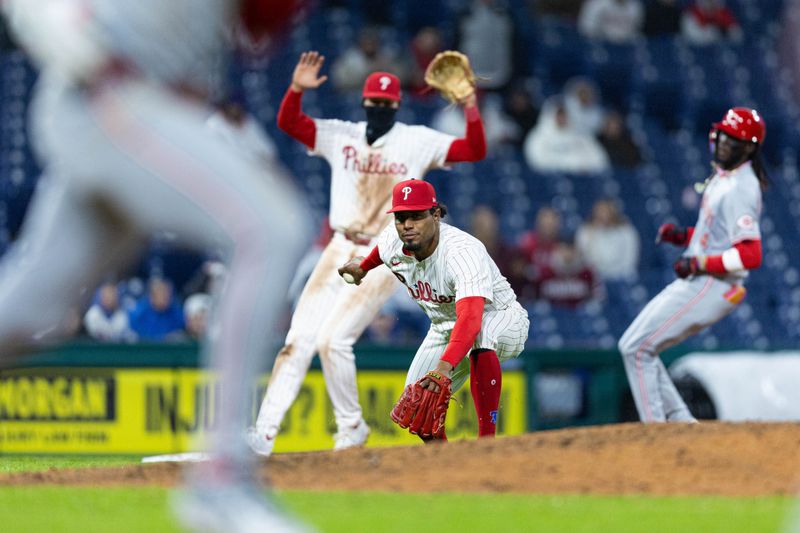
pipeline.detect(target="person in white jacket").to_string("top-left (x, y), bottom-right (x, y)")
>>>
top-left (83, 281), bottom-right (135, 342)
top-left (523, 97), bottom-right (610, 174)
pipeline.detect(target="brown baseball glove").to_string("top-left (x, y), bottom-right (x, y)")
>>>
top-left (390, 371), bottom-right (452, 439)
top-left (424, 50), bottom-right (477, 104)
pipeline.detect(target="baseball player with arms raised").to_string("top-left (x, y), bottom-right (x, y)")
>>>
top-left (1, 1), bottom-right (312, 531)
top-left (619, 108), bottom-right (767, 422)
top-left (247, 51), bottom-right (486, 454)
top-left (338, 180), bottom-right (529, 440)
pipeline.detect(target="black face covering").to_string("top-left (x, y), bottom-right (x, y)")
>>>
top-left (365, 106), bottom-right (397, 145)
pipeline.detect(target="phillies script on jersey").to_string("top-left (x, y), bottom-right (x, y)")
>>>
top-left (407, 280), bottom-right (456, 304)
top-left (342, 145), bottom-right (409, 175)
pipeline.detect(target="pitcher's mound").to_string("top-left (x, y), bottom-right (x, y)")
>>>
top-left (4, 422), bottom-right (800, 496)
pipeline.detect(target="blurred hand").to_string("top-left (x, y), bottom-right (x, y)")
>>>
top-left (656, 223), bottom-right (689, 246)
top-left (673, 256), bottom-right (704, 279)
top-left (290, 51), bottom-right (328, 92)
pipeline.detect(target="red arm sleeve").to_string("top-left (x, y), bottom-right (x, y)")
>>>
top-left (276, 88), bottom-right (316, 149)
top-left (358, 246), bottom-right (383, 272)
top-left (445, 106), bottom-right (487, 163)
top-left (703, 239), bottom-right (762, 274)
top-left (686, 227), bottom-right (695, 244)
top-left (440, 296), bottom-right (485, 367)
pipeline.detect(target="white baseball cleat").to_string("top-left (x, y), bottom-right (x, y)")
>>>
top-left (333, 418), bottom-right (370, 451)
top-left (172, 483), bottom-right (313, 533)
top-left (244, 427), bottom-right (276, 457)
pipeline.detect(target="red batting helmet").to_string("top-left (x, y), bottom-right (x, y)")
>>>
top-left (712, 107), bottom-right (766, 144)
top-left (363, 72), bottom-right (401, 102)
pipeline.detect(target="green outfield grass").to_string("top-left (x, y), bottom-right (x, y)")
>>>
top-left (0, 457), bottom-right (794, 533)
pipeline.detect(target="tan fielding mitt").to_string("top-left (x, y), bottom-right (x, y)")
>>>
top-left (424, 50), bottom-right (476, 104)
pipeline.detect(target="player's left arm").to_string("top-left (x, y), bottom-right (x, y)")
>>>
top-left (676, 190), bottom-right (762, 277)
top-left (444, 94), bottom-right (487, 163)
top-left (703, 187), bottom-right (763, 273)
top-left (421, 248), bottom-right (492, 389)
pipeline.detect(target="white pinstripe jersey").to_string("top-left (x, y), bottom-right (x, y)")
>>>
top-left (311, 120), bottom-right (455, 237)
top-left (377, 222), bottom-right (520, 330)
top-left (685, 161), bottom-right (762, 279)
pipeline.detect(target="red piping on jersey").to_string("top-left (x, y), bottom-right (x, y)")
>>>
top-left (441, 296), bottom-right (485, 367)
top-left (634, 277), bottom-right (713, 421)
top-left (704, 239), bottom-right (762, 274)
top-left (277, 88), bottom-right (316, 149)
top-left (359, 246), bottom-right (383, 271)
top-left (444, 105), bottom-right (487, 163)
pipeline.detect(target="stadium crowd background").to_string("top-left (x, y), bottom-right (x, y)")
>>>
top-left (0, 0), bottom-right (797, 352)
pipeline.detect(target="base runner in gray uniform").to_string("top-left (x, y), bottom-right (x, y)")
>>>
top-left (2, 1), bottom-right (311, 531)
top-left (618, 108), bottom-right (768, 423)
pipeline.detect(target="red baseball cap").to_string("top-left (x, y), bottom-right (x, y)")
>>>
top-left (363, 72), bottom-right (401, 102)
top-left (387, 180), bottom-right (437, 213)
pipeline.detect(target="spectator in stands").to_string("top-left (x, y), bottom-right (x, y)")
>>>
top-left (331, 27), bottom-right (407, 92)
top-left (579, 0), bottom-right (644, 44)
top-left (470, 204), bottom-right (527, 295)
top-left (564, 77), bottom-right (605, 135)
top-left (128, 277), bottom-right (185, 341)
top-left (457, 0), bottom-right (517, 92)
top-left (408, 26), bottom-right (445, 98)
top-left (83, 281), bottom-right (135, 342)
top-left (681, 0), bottom-right (742, 46)
top-left (643, 0), bottom-right (682, 36)
top-left (597, 110), bottom-right (642, 168)
top-left (504, 84), bottom-right (540, 146)
top-left (206, 97), bottom-right (279, 166)
top-left (576, 198), bottom-right (640, 280)
top-left (530, 0), bottom-right (584, 20)
top-left (534, 238), bottom-right (599, 308)
top-left (362, 310), bottom-right (404, 345)
top-left (523, 97), bottom-right (610, 174)
top-left (517, 206), bottom-right (563, 300)
top-left (184, 293), bottom-right (212, 341)
top-left (432, 92), bottom-right (518, 149)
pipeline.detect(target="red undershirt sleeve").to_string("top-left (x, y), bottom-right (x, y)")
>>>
top-left (441, 296), bottom-right (485, 367)
top-left (445, 106), bottom-right (487, 163)
top-left (276, 88), bottom-right (316, 149)
top-left (704, 239), bottom-right (762, 274)
top-left (358, 246), bottom-right (383, 271)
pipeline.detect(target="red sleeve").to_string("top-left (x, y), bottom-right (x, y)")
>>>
top-left (358, 246), bottom-right (383, 272)
top-left (686, 227), bottom-right (695, 243)
top-left (440, 296), bottom-right (485, 367)
top-left (444, 106), bottom-right (487, 163)
top-left (276, 88), bottom-right (316, 149)
top-left (703, 239), bottom-right (762, 274)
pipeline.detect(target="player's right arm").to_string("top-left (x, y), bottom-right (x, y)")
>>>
top-left (276, 51), bottom-right (328, 149)
top-left (337, 246), bottom-right (383, 286)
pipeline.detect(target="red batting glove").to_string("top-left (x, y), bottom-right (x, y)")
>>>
top-left (656, 223), bottom-right (689, 246)
top-left (673, 256), bottom-right (705, 278)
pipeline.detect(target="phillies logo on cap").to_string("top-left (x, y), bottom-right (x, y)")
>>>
top-left (387, 180), bottom-right (438, 213)
top-left (363, 71), bottom-right (401, 102)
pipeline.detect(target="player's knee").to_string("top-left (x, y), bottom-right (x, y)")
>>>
top-left (316, 335), bottom-right (355, 362)
top-left (618, 335), bottom-right (636, 358)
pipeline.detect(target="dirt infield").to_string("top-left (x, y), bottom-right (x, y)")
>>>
top-left (3, 422), bottom-right (800, 496)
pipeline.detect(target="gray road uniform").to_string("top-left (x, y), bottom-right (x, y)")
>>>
top-left (618, 161), bottom-right (761, 422)
top-left (1, 2), bottom-right (311, 530)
